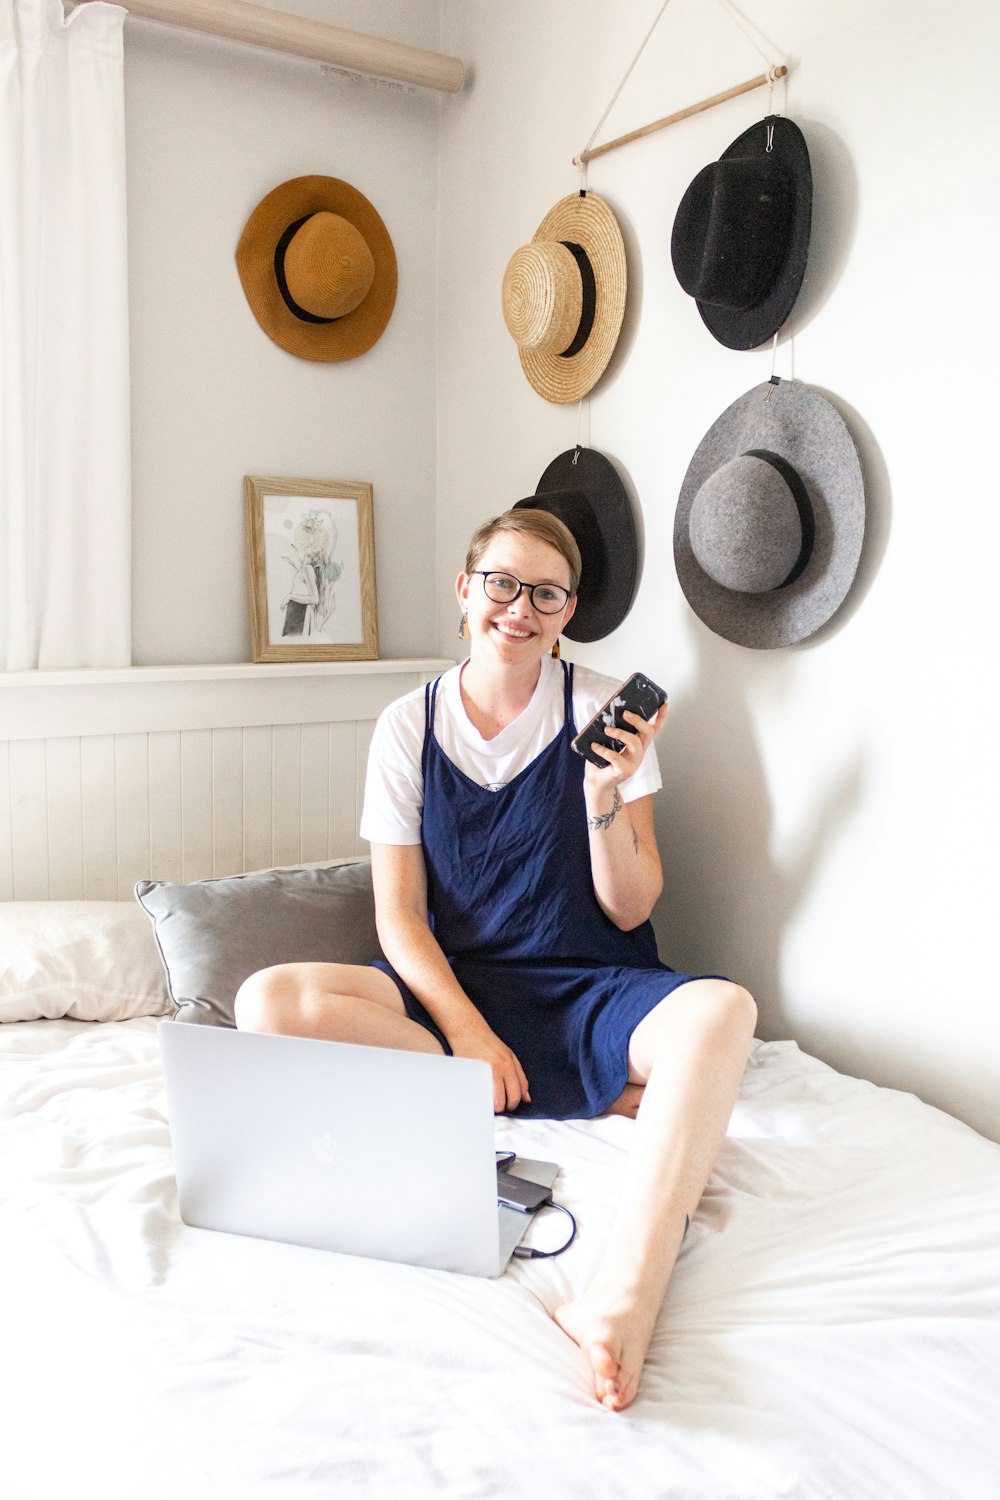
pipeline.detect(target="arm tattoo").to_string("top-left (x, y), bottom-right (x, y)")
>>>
top-left (587, 786), bottom-right (623, 832)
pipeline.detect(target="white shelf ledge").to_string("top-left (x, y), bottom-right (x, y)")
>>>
top-left (0, 658), bottom-right (457, 740)
top-left (0, 658), bottom-right (455, 689)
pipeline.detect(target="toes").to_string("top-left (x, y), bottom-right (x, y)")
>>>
top-left (589, 1339), bottom-right (643, 1412)
top-left (587, 1340), bottom-right (622, 1405)
top-left (599, 1372), bottom-right (621, 1408)
top-left (600, 1371), bottom-right (637, 1412)
top-left (555, 1307), bottom-right (643, 1412)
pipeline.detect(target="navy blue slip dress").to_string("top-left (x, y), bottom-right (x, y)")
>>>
top-left (372, 662), bottom-right (717, 1119)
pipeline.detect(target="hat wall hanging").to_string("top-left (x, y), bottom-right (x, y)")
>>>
top-left (500, 3), bottom-right (800, 384)
top-left (236, 176), bottom-right (397, 361)
top-left (671, 116), bottom-right (812, 350)
top-left (513, 447), bottom-right (638, 641)
top-left (674, 379), bottom-right (864, 648)
top-left (501, 193), bottom-right (627, 404)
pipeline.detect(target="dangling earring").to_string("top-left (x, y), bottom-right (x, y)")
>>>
top-left (550, 637), bottom-right (561, 659)
top-left (458, 612), bottom-right (470, 641)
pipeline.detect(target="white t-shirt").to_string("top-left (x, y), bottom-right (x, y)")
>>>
top-left (360, 656), bottom-right (662, 846)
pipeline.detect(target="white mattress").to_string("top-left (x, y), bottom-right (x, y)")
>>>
top-left (2, 1017), bottom-right (998, 1499)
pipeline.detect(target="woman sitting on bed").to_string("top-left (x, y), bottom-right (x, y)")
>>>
top-left (235, 505), bottom-right (756, 1412)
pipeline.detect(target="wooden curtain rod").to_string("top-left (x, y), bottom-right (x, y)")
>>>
top-left (574, 65), bottom-right (788, 165)
top-left (76, 0), bottom-right (465, 94)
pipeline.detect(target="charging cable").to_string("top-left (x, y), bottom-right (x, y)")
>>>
top-left (512, 1201), bottom-right (577, 1259)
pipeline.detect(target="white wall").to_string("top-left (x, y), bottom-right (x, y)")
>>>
top-left (125, 0), bottom-right (444, 664)
top-left (435, 0), bottom-right (1000, 1139)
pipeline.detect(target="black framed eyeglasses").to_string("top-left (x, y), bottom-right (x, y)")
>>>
top-left (471, 571), bottom-right (571, 614)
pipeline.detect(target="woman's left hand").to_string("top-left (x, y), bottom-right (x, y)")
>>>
top-left (583, 702), bottom-right (668, 789)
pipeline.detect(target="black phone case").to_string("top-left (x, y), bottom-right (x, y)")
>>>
top-left (571, 672), bottom-right (668, 767)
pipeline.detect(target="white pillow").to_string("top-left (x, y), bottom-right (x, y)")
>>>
top-left (0, 901), bottom-right (173, 1023)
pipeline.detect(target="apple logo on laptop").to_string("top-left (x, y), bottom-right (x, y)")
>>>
top-left (310, 1132), bottom-right (339, 1168)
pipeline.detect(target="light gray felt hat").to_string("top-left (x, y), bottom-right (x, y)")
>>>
top-left (674, 379), bottom-right (865, 648)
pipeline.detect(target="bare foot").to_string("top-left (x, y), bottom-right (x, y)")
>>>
top-left (554, 1288), bottom-right (659, 1411)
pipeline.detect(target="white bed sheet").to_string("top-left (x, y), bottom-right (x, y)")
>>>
top-left (1, 1018), bottom-right (998, 1500)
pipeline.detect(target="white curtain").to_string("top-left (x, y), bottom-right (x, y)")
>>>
top-left (0, 0), bottom-right (130, 670)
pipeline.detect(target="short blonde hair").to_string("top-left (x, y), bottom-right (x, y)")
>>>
top-left (465, 508), bottom-right (581, 595)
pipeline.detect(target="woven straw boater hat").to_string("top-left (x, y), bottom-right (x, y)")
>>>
top-left (236, 176), bottom-right (397, 362)
top-left (501, 192), bottom-right (627, 404)
top-left (674, 379), bottom-right (865, 649)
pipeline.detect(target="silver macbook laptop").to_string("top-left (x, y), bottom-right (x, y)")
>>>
top-left (158, 1020), bottom-right (558, 1278)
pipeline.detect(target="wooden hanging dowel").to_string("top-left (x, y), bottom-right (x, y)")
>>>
top-left (573, 65), bottom-right (788, 165)
top-left (75, 0), bottom-right (465, 94)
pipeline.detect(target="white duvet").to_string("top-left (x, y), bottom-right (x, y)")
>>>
top-left (1, 1018), bottom-right (998, 1500)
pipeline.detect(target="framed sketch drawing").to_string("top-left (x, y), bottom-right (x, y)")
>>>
top-left (244, 476), bottom-right (378, 662)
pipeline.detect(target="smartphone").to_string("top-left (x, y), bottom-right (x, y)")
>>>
top-left (496, 1170), bottom-right (553, 1214)
top-left (495, 1150), bottom-right (516, 1170)
top-left (571, 672), bottom-right (668, 767)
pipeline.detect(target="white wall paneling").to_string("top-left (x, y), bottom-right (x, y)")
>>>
top-left (0, 660), bottom-right (451, 899)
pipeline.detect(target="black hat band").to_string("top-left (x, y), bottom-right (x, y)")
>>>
top-left (274, 216), bottom-right (340, 325)
top-left (745, 449), bottom-right (815, 588)
top-left (558, 242), bottom-right (597, 358)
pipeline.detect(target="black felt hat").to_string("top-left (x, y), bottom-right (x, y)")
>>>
top-left (671, 116), bottom-right (812, 351)
top-left (514, 447), bottom-right (638, 643)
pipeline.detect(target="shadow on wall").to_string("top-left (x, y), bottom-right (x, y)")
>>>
top-left (782, 120), bottom-right (859, 341)
top-left (653, 619), bottom-right (865, 1042)
top-left (653, 348), bottom-right (889, 1038)
top-left (808, 388), bottom-right (891, 642)
top-left (598, 191), bottom-right (641, 394)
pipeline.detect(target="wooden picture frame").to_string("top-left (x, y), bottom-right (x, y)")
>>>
top-left (244, 475), bottom-right (379, 662)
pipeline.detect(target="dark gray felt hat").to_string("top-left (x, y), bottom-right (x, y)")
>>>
top-left (514, 447), bottom-right (638, 643)
top-left (671, 116), bottom-right (812, 351)
top-left (674, 379), bottom-right (865, 648)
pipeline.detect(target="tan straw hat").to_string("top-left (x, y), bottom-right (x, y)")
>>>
top-left (502, 191), bottom-right (627, 403)
top-left (236, 176), bottom-right (397, 362)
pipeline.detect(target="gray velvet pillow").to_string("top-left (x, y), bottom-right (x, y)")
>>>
top-left (135, 860), bottom-right (382, 1027)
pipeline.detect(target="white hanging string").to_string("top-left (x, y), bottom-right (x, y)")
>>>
top-left (712, 0), bottom-right (787, 112)
top-left (574, 0), bottom-right (792, 176)
top-left (710, 2), bottom-right (791, 399)
top-left (577, 0), bottom-right (674, 189)
top-left (574, 396), bottom-right (591, 456)
top-left (712, 0), bottom-right (775, 67)
top-left (571, 1), bottom-right (793, 417)
top-left (764, 323), bottom-right (798, 400)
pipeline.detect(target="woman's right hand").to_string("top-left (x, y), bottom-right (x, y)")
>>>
top-left (447, 1024), bottom-right (531, 1113)
top-left (369, 846), bottom-right (531, 1112)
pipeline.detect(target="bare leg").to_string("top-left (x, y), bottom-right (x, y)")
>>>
top-left (234, 962), bottom-right (444, 1056)
top-left (601, 1082), bottom-right (645, 1119)
top-left (555, 979), bottom-right (756, 1411)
